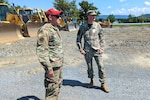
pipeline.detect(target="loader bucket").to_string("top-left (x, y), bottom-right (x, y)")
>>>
top-left (0, 23), bottom-right (24, 43)
top-left (27, 22), bottom-right (44, 37)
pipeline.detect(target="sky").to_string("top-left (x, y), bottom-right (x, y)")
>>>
top-left (8, 0), bottom-right (150, 16)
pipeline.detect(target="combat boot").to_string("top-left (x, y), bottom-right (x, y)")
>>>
top-left (56, 95), bottom-right (58, 100)
top-left (46, 96), bottom-right (57, 100)
top-left (101, 83), bottom-right (110, 93)
top-left (87, 78), bottom-right (94, 88)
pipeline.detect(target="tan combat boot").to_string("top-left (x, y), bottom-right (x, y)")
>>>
top-left (56, 95), bottom-right (58, 100)
top-left (101, 83), bottom-right (110, 93)
top-left (46, 96), bottom-right (57, 100)
top-left (87, 78), bottom-right (94, 88)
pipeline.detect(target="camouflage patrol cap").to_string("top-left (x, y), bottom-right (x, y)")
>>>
top-left (87, 10), bottom-right (97, 16)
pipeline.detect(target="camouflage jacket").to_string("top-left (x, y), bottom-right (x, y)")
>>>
top-left (76, 21), bottom-right (105, 51)
top-left (36, 23), bottom-right (64, 71)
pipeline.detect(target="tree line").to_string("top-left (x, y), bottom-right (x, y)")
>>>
top-left (104, 14), bottom-right (150, 23)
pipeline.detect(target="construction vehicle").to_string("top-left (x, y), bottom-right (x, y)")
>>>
top-left (0, 3), bottom-right (30, 43)
top-left (98, 19), bottom-right (112, 28)
top-left (59, 14), bottom-right (79, 31)
top-left (18, 8), bottom-right (48, 23)
top-left (31, 8), bottom-right (48, 23)
top-left (28, 8), bottom-right (48, 36)
top-left (17, 8), bottom-right (48, 36)
top-left (18, 8), bottom-right (78, 32)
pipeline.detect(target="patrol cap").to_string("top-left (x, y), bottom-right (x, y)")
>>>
top-left (87, 10), bottom-right (97, 16)
top-left (46, 8), bottom-right (63, 16)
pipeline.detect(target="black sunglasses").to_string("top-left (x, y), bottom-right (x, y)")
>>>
top-left (52, 15), bottom-right (61, 18)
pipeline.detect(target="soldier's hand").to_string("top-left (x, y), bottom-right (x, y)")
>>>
top-left (47, 69), bottom-right (54, 78)
top-left (80, 49), bottom-right (86, 55)
top-left (98, 49), bottom-right (104, 54)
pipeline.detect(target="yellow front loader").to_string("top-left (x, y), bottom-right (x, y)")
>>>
top-left (59, 15), bottom-right (79, 31)
top-left (0, 3), bottom-right (29, 43)
top-left (17, 8), bottom-right (48, 36)
top-left (98, 19), bottom-right (112, 28)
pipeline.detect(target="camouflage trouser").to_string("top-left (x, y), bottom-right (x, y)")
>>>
top-left (84, 48), bottom-right (106, 84)
top-left (45, 66), bottom-right (62, 100)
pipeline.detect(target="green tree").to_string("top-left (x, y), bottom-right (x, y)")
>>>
top-left (78, 1), bottom-right (100, 22)
top-left (107, 14), bottom-right (115, 23)
top-left (68, 0), bottom-right (79, 20)
top-left (8, 3), bottom-right (21, 13)
top-left (139, 14), bottom-right (147, 23)
top-left (54, 0), bottom-right (70, 14)
top-left (53, 0), bottom-right (79, 20)
top-left (0, 0), bottom-right (8, 3)
top-left (128, 14), bottom-right (133, 22)
top-left (128, 14), bottom-right (138, 23)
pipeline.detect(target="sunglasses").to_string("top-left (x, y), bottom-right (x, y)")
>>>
top-left (52, 15), bottom-right (61, 18)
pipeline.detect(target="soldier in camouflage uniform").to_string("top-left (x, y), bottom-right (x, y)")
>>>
top-left (36, 8), bottom-right (64, 100)
top-left (76, 10), bottom-right (110, 93)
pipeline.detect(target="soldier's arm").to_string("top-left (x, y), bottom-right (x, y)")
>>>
top-left (76, 27), bottom-right (83, 50)
top-left (36, 28), bottom-right (52, 71)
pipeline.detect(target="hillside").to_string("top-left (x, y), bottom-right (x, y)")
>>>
top-left (138, 14), bottom-right (150, 18)
top-left (97, 14), bottom-right (150, 19)
top-left (97, 15), bottom-right (128, 19)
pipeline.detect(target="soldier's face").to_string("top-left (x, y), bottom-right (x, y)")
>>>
top-left (88, 15), bottom-right (96, 21)
top-left (49, 15), bottom-right (61, 26)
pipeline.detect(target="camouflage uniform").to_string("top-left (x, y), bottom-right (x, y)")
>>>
top-left (36, 23), bottom-right (64, 100)
top-left (76, 21), bottom-right (106, 84)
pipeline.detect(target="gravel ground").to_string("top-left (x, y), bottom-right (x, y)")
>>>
top-left (0, 26), bottom-right (150, 100)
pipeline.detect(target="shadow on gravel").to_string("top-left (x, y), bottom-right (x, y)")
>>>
top-left (17, 95), bottom-right (42, 100)
top-left (63, 79), bottom-right (100, 89)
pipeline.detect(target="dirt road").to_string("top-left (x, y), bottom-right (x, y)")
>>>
top-left (0, 26), bottom-right (150, 100)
